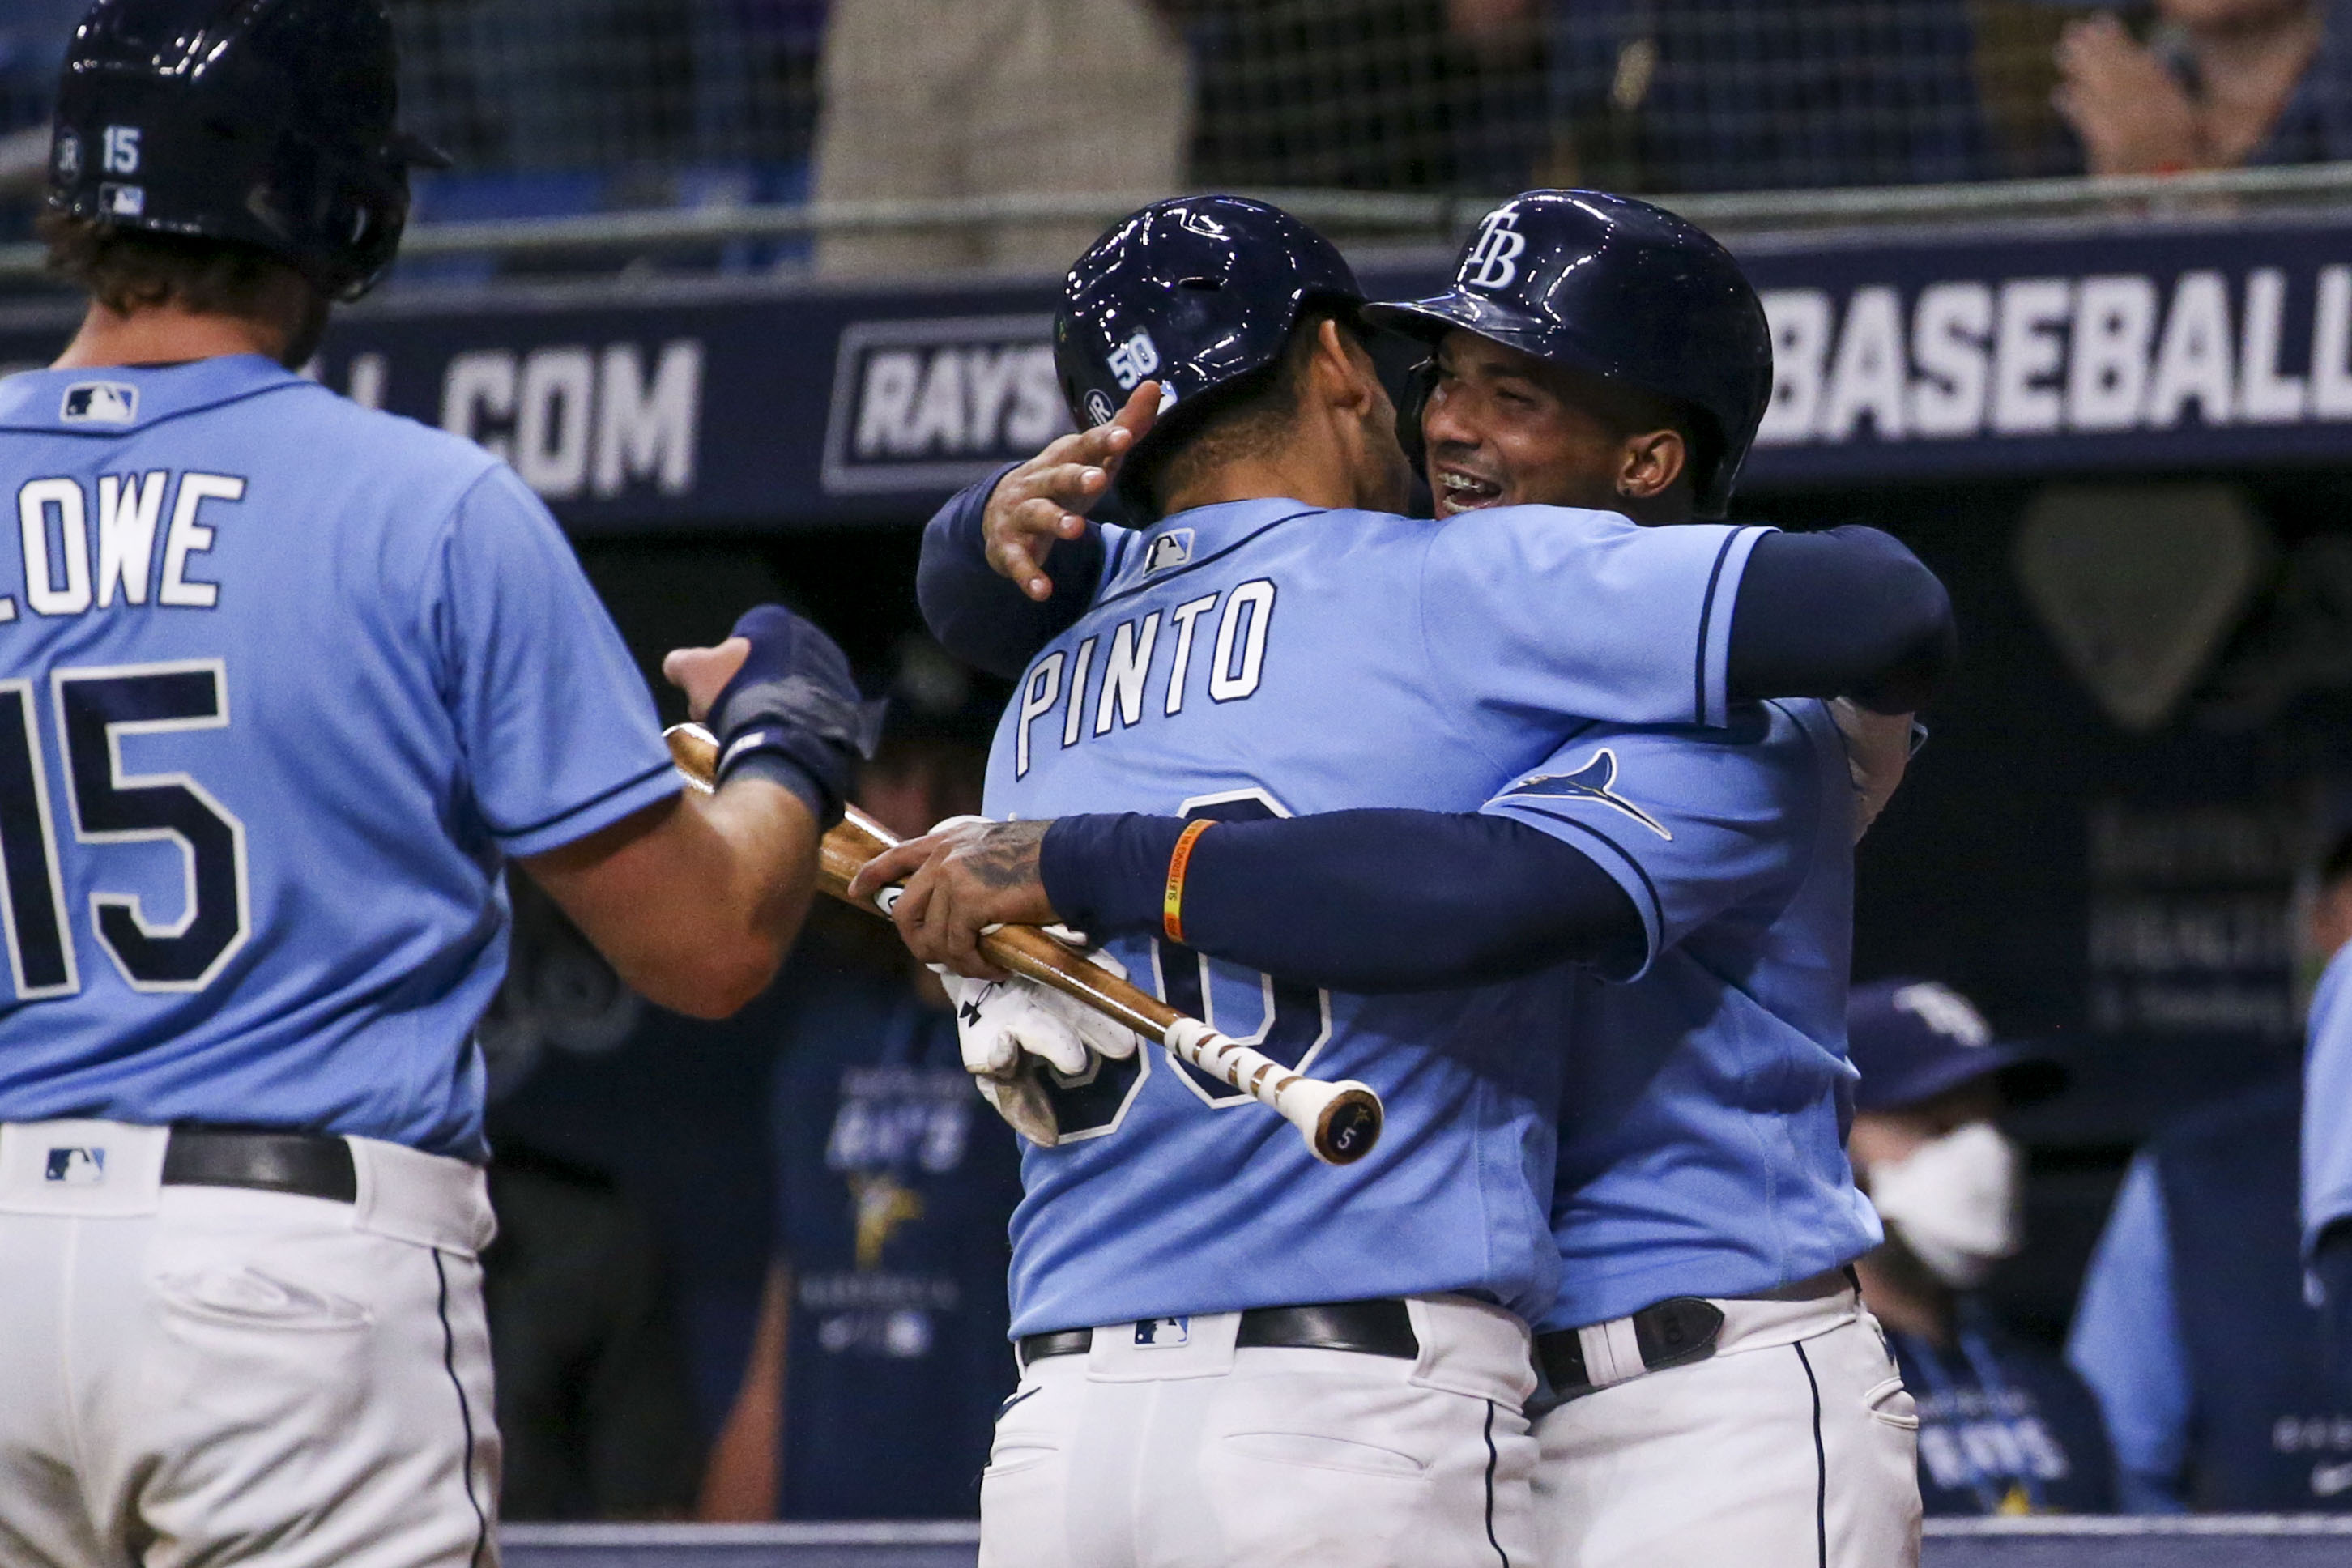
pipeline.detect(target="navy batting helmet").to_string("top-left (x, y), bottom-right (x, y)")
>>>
top-left (1055, 195), bottom-right (1363, 516)
top-left (1365, 190), bottom-right (1771, 518)
top-left (48, 0), bottom-right (450, 300)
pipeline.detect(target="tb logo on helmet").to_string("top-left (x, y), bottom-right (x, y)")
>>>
top-left (1463, 207), bottom-right (1526, 292)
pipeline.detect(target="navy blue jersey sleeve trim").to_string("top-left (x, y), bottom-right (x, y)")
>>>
top-left (486, 758), bottom-right (675, 841)
top-left (915, 464), bottom-right (1104, 680)
top-left (1694, 526), bottom-right (1745, 725)
top-left (1042, 808), bottom-right (1644, 993)
top-left (1104, 527), bottom-right (1137, 583)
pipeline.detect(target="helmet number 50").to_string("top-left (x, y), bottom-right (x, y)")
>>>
top-left (0, 662), bottom-right (248, 1000)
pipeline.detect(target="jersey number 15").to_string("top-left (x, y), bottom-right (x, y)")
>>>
top-left (0, 660), bottom-right (247, 1001)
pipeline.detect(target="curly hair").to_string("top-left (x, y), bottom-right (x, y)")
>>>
top-left (39, 212), bottom-right (300, 317)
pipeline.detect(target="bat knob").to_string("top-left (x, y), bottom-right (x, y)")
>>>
top-left (1308, 1081), bottom-right (1383, 1165)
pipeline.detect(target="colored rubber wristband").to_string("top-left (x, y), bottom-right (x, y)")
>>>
top-left (1163, 820), bottom-right (1216, 944)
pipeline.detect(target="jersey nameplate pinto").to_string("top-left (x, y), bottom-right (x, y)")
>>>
top-left (1011, 578), bottom-right (1275, 778)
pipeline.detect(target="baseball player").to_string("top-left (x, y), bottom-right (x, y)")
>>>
top-left (0, 4), bottom-right (863, 1565)
top-left (885, 194), bottom-right (1941, 1566)
top-left (855, 194), bottom-right (1939, 1567)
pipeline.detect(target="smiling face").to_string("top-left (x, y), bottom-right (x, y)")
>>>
top-left (1419, 330), bottom-right (1692, 522)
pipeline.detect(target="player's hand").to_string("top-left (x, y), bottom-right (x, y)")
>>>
top-left (986, 381), bottom-right (1161, 601)
top-left (938, 957), bottom-right (1143, 1147)
top-left (847, 816), bottom-right (1057, 978)
top-left (669, 605), bottom-right (878, 827)
top-left (1831, 697), bottom-right (1914, 842)
top-left (662, 638), bottom-right (749, 722)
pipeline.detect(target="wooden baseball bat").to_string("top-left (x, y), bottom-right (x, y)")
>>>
top-left (666, 723), bottom-right (1381, 1165)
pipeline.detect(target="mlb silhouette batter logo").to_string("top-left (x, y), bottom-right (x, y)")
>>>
top-left (45, 1147), bottom-right (105, 1185)
top-left (60, 381), bottom-right (138, 424)
top-left (1144, 529), bottom-right (1194, 573)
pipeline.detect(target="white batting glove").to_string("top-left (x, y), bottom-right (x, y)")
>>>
top-left (937, 944), bottom-right (1143, 1148)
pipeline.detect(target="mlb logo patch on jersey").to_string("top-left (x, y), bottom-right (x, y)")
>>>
top-left (61, 381), bottom-right (138, 425)
top-left (100, 182), bottom-right (145, 219)
top-left (45, 1147), bottom-right (104, 1185)
top-left (1143, 529), bottom-right (1195, 574)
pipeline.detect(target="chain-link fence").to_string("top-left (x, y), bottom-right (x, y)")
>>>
top-left (4, 1), bottom-right (2352, 279)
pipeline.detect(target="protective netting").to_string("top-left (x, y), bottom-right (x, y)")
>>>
top-left (2, 2), bottom-right (2350, 267)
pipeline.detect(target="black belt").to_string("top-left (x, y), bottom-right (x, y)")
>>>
top-left (1020, 1297), bottom-right (1419, 1366)
top-left (1535, 1296), bottom-right (1726, 1402)
top-left (160, 1127), bottom-right (357, 1203)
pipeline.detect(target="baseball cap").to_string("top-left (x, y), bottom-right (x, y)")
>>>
top-left (1847, 978), bottom-right (2067, 1114)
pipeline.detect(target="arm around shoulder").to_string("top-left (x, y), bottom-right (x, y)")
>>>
top-left (1728, 526), bottom-right (1956, 713)
top-left (918, 471), bottom-right (1105, 679)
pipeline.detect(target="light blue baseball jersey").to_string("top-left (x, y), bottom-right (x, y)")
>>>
top-left (2303, 942), bottom-right (2352, 1257)
top-left (985, 496), bottom-right (1770, 1335)
top-left (0, 356), bottom-right (678, 1159)
top-left (1480, 700), bottom-right (1882, 1329)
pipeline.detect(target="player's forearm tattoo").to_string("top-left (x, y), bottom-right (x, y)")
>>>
top-left (961, 823), bottom-right (1049, 889)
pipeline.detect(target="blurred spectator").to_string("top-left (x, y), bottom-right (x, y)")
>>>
top-left (2303, 835), bottom-right (2352, 1412)
top-left (812, 0), bottom-right (1190, 275)
top-left (701, 647), bottom-right (1026, 1519)
top-left (1531, 0), bottom-right (1996, 192)
top-left (2055, 0), bottom-right (2352, 173)
top-left (2073, 831), bottom-right (2352, 1510)
top-left (1847, 979), bottom-right (2111, 1515)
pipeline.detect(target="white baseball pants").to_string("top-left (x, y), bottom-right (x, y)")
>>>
top-left (1533, 1285), bottom-right (1921, 1568)
top-left (0, 1120), bottom-right (502, 1568)
top-left (979, 1295), bottom-right (1539, 1568)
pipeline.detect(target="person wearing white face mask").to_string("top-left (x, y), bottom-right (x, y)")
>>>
top-left (1846, 979), bottom-right (2114, 1516)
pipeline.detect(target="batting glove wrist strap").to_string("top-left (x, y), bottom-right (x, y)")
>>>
top-left (709, 605), bottom-right (883, 828)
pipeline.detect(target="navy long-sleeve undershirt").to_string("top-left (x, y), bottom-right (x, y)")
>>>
top-left (925, 479), bottom-right (1937, 991)
top-left (1039, 809), bottom-right (1646, 993)
top-left (1730, 522), bottom-right (1954, 713)
top-left (917, 476), bottom-right (1955, 707)
top-left (916, 465), bottom-right (1107, 681)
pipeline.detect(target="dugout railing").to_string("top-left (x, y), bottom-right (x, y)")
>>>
top-left (500, 1515), bottom-right (2352, 1566)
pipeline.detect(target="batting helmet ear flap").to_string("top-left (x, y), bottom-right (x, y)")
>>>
top-left (1395, 356), bottom-right (1436, 475)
